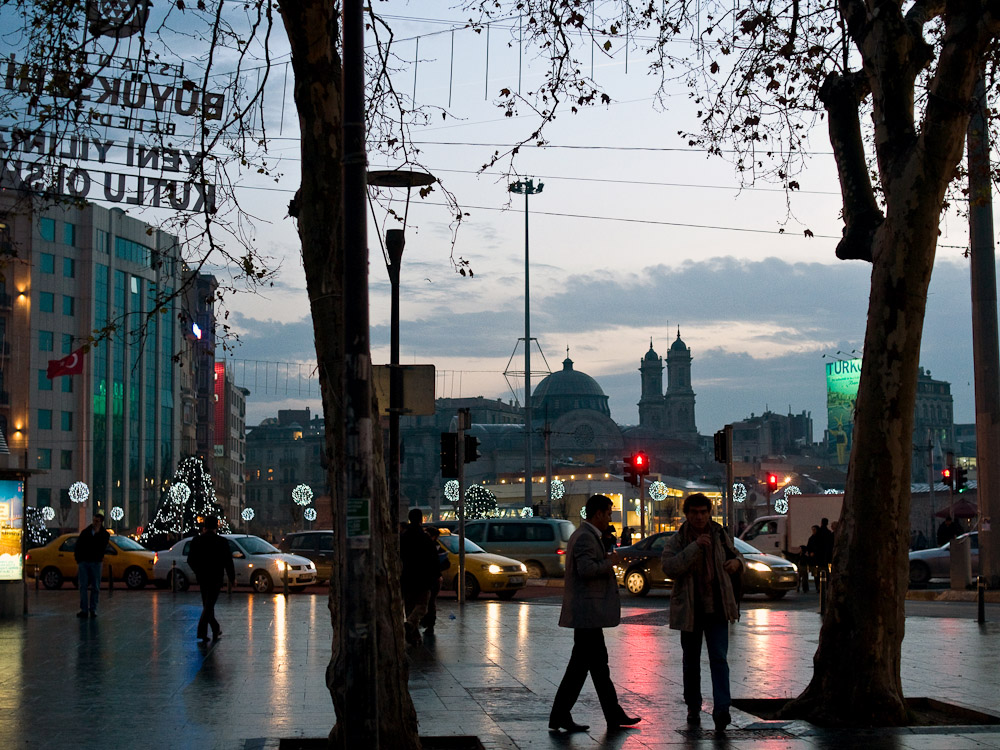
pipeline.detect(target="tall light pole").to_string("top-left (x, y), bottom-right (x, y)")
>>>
top-left (508, 178), bottom-right (543, 509)
top-left (368, 169), bottom-right (436, 523)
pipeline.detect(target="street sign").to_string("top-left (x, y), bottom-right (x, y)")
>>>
top-left (373, 364), bottom-right (436, 415)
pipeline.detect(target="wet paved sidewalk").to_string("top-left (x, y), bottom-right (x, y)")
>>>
top-left (4, 587), bottom-right (1000, 748)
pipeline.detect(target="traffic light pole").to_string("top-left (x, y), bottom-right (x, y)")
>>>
top-left (639, 475), bottom-right (646, 539)
top-left (457, 410), bottom-right (468, 607)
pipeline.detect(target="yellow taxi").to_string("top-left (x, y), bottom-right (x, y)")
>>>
top-left (436, 531), bottom-right (526, 600)
top-left (25, 533), bottom-right (156, 590)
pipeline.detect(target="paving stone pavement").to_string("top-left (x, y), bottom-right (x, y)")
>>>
top-left (4, 587), bottom-right (1000, 749)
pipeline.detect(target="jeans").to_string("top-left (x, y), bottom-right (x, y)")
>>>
top-left (198, 584), bottom-right (222, 638)
top-left (78, 561), bottom-right (103, 614)
top-left (680, 617), bottom-right (731, 714)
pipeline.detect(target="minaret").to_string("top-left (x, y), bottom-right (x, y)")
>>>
top-left (638, 338), bottom-right (665, 428)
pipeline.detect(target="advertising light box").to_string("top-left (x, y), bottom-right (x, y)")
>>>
top-left (826, 359), bottom-right (862, 466)
top-left (0, 480), bottom-right (24, 581)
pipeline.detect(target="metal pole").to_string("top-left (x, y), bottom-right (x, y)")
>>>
top-left (978, 575), bottom-right (987, 623)
top-left (457, 411), bottom-right (468, 607)
top-left (387, 229), bottom-right (405, 524)
top-left (343, 0), bottom-right (377, 743)
top-left (725, 424), bottom-right (734, 531)
top-left (524, 189), bottom-right (532, 510)
top-left (639, 474), bottom-right (645, 539)
top-left (968, 72), bottom-right (1000, 589)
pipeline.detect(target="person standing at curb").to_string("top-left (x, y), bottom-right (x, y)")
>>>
top-left (400, 508), bottom-right (439, 646)
top-left (661, 492), bottom-right (744, 733)
top-left (549, 494), bottom-right (641, 733)
top-left (188, 516), bottom-right (236, 642)
top-left (74, 510), bottom-right (110, 618)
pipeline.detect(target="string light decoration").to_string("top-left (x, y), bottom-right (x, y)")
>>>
top-left (304, 508), bottom-right (317, 521)
top-left (242, 507), bottom-right (255, 521)
top-left (41, 506), bottom-right (56, 521)
top-left (519, 507), bottom-right (533, 518)
top-left (443, 480), bottom-right (460, 504)
top-left (292, 484), bottom-right (314, 506)
top-left (140, 457), bottom-right (230, 544)
top-left (110, 507), bottom-right (124, 521)
top-left (648, 480), bottom-right (668, 502)
top-left (784, 485), bottom-right (802, 499)
top-left (733, 483), bottom-right (747, 503)
top-left (824, 488), bottom-right (841, 495)
top-left (460, 485), bottom-right (497, 520)
top-left (69, 482), bottom-right (89, 504)
top-left (580, 507), bottom-right (587, 519)
top-left (775, 496), bottom-right (789, 514)
top-left (549, 479), bottom-right (565, 500)
top-left (25, 507), bottom-right (48, 546)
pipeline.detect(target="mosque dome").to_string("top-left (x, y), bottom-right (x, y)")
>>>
top-left (532, 356), bottom-right (610, 421)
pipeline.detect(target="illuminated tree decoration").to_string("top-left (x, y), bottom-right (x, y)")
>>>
top-left (648, 480), bottom-right (668, 502)
top-left (25, 507), bottom-right (49, 546)
top-left (784, 485), bottom-right (802, 499)
top-left (292, 484), bottom-right (314, 506)
top-left (824, 488), bottom-right (841, 495)
top-left (304, 508), bottom-right (317, 521)
top-left (443, 480), bottom-right (460, 504)
top-left (69, 481), bottom-right (89, 504)
top-left (461, 485), bottom-right (497, 520)
top-left (110, 506), bottom-right (125, 521)
top-left (580, 507), bottom-right (587, 519)
top-left (169, 482), bottom-right (191, 505)
top-left (550, 479), bottom-right (566, 500)
top-left (242, 507), bottom-right (255, 521)
top-left (519, 506), bottom-right (533, 518)
top-left (775, 496), bottom-right (789, 514)
top-left (733, 483), bottom-right (748, 503)
top-left (41, 506), bottom-right (56, 521)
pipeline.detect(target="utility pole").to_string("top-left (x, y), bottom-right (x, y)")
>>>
top-left (457, 409), bottom-right (469, 606)
top-left (725, 424), bottom-right (734, 531)
top-left (926, 434), bottom-right (936, 541)
top-left (968, 71), bottom-right (1000, 588)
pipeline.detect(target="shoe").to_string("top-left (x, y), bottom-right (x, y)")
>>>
top-left (686, 708), bottom-right (701, 726)
top-left (423, 626), bottom-right (434, 636)
top-left (89, 611), bottom-right (97, 618)
top-left (212, 631), bottom-right (222, 640)
top-left (76, 610), bottom-right (88, 618)
top-left (713, 710), bottom-right (731, 732)
top-left (608, 710), bottom-right (641, 729)
top-left (404, 623), bottom-right (422, 646)
top-left (197, 633), bottom-right (210, 642)
top-left (548, 716), bottom-right (589, 733)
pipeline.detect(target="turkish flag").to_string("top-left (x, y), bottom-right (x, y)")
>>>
top-left (46, 348), bottom-right (85, 379)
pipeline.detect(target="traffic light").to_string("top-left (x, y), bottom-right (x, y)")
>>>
top-left (634, 451), bottom-right (650, 476)
top-left (464, 435), bottom-right (481, 463)
top-left (942, 466), bottom-right (953, 488)
top-left (440, 433), bottom-right (459, 478)
top-left (714, 430), bottom-right (728, 463)
top-left (954, 466), bottom-right (968, 492)
top-left (622, 455), bottom-right (639, 487)
top-left (766, 473), bottom-right (778, 494)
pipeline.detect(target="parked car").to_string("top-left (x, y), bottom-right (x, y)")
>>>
top-left (436, 532), bottom-right (526, 600)
top-left (908, 531), bottom-right (979, 585)
top-left (613, 532), bottom-right (798, 599)
top-left (153, 534), bottom-right (317, 593)
top-left (278, 530), bottom-right (334, 583)
top-left (25, 533), bottom-right (155, 590)
top-left (463, 517), bottom-right (575, 579)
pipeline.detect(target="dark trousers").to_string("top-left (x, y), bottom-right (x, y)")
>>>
top-left (680, 617), bottom-right (731, 714)
top-left (551, 628), bottom-right (620, 722)
top-left (198, 584), bottom-right (222, 638)
top-left (78, 561), bottom-right (102, 613)
top-left (421, 582), bottom-right (440, 629)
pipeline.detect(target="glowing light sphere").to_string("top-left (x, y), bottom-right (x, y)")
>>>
top-left (462, 485), bottom-right (497, 520)
top-left (784, 485), bottom-right (802, 499)
top-left (304, 508), bottom-right (317, 521)
top-left (733, 483), bottom-right (747, 503)
top-left (41, 506), bottom-right (56, 521)
top-left (444, 480), bottom-right (460, 504)
top-left (774, 496), bottom-right (789, 514)
top-left (580, 507), bottom-right (587, 519)
top-left (292, 484), bottom-right (314, 506)
top-left (241, 507), bottom-right (255, 521)
top-left (550, 479), bottom-right (566, 500)
top-left (109, 506), bottom-right (124, 521)
top-left (169, 482), bottom-right (191, 505)
top-left (648, 481), bottom-right (668, 502)
top-left (519, 507), bottom-right (533, 518)
top-left (69, 482), bottom-right (89, 504)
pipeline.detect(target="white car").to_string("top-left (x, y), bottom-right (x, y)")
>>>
top-left (153, 534), bottom-right (317, 593)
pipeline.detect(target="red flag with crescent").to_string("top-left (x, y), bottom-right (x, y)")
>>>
top-left (46, 348), bottom-right (85, 379)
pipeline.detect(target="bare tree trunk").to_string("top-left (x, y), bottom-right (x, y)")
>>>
top-left (280, 2), bottom-right (420, 746)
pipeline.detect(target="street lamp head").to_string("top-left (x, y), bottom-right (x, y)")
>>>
top-left (367, 169), bottom-right (436, 189)
top-left (509, 178), bottom-right (544, 195)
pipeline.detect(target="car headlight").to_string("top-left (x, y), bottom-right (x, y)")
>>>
top-left (275, 561), bottom-right (286, 572)
top-left (520, 563), bottom-right (527, 573)
top-left (746, 561), bottom-right (771, 572)
top-left (789, 562), bottom-right (798, 572)
top-left (487, 564), bottom-right (502, 574)
top-left (307, 562), bottom-right (316, 570)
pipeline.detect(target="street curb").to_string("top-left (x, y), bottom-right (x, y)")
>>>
top-left (525, 578), bottom-right (564, 588)
top-left (905, 589), bottom-right (1000, 602)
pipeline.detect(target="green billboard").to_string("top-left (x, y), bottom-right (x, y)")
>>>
top-left (826, 358), bottom-right (862, 465)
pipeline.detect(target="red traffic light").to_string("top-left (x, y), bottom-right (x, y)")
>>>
top-left (766, 473), bottom-right (778, 493)
top-left (942, 467), bottom-right (953, 488)
top-left (634, 454), bottom-right (645, 467)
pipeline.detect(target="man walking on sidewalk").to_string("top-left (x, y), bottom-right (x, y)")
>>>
top-left (75, 510), bottom-right (110, 618)
top-left (549, 494), bottom-right (641, 733)
top-left (188, 516), bottom-right (236, 642)
top-left (661, 492), bottom-right (743, 733)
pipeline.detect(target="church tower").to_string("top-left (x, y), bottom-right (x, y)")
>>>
top-left (665, 327), bottom-right (698, 439)
top-left (638, 339), bottom-right (665, 428)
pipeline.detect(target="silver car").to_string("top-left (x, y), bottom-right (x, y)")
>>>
top-left (908, 531), bottom-right (979, 585)
top-left (153, 534), bottom-right (317, 593)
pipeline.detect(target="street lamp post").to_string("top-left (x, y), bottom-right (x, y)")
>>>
top-left (508, 178), bottom-right (544, 510)
top-left (368, 169), bottom-right (436, 523)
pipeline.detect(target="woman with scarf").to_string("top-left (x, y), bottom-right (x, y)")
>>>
top-left (661, 493), bottom-right (744, 733)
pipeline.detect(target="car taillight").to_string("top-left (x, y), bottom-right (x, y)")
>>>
top-left (556, 549), bottom-right (566, 555)
top-left (24, 553), bottom-right (30, 561)
top-left (153, 553), bottom-right (158, 565)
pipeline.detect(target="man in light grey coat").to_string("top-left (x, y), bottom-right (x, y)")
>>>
top-left (661, 492), bottom-right (744, 733)
top-left (549, 494), bottom-right (641, 733)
